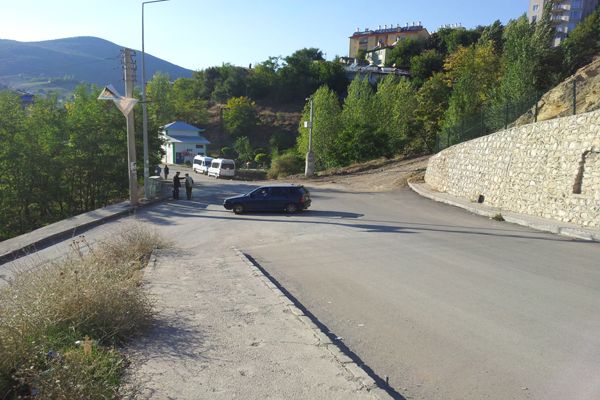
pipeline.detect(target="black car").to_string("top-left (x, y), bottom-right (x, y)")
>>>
top-left (223, 185), bottom-right (311, 214)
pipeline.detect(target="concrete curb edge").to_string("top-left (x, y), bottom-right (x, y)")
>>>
top-left (407, 179), bottom-right (599, 242)
top-left (0, 196), bottom-right (170, 266)
top-left (232, 247), bottom-right (395, 400)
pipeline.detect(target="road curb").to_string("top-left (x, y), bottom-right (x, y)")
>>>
top-left (407, 179), bottom-right (600, 242)
top-left (232, 247), bottom-right (397, 400)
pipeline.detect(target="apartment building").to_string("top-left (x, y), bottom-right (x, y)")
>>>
top-left (348, 23), bottom-right (430, 59)
top-left (528, 0), bottom-right (599, 45)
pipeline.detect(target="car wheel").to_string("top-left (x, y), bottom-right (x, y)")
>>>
top-left (285, 203), bottom-right (298, 213)
top-left (233, 204), bottom-right (244, 214)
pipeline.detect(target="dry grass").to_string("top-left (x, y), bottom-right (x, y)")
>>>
top-left (0, 223), bottom-right (168, 399)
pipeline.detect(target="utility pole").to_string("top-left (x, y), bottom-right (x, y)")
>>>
top-left (123, 48), bottom-right (139, 205)
top-left (304, 97), bottom-right (315, 177)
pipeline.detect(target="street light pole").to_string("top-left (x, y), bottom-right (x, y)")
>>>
top-left (142, 0), bottom-right (169, 200)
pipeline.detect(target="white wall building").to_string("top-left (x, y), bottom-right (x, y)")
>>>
top-left (160, 121), bottom-right (210, 165)
top-left (528, 0), bottom-right (599, 46)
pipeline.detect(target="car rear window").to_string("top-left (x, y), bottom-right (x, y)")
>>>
top-left (221, 162), bottom-right (234, 170)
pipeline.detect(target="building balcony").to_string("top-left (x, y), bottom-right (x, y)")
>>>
top-left (550, 14), bottom-right (570, 24)
top-left (550, 3), bottom-right (571, 13)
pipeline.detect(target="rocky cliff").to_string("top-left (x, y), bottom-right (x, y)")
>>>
top-left (515, 57), bottom-right (600, 126)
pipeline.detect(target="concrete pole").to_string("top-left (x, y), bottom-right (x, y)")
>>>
top-left (123, 48), bottom-right (139, 206)
top-left (141, 3), bottom-right (149, 200)
top-left (141, 0), bottom-right (169, 200)
top-left (305, 97), bottom-right (315, 177)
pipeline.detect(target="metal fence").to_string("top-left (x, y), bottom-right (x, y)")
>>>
top-left (437, 79), bottom-right (600, 152)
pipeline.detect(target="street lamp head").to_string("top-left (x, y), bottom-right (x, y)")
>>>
top-left (143, 0), bottom-right (170, 5)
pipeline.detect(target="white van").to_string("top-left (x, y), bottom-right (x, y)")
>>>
top-left (208, 158), bottom-right (235, 179)
top-left (193, 155), bottom-right (213, 175)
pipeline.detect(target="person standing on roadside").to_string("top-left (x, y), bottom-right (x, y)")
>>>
top-left (172, 171), bottom-right (184, 200)
top-left (155, 165), bottom-right (161, 177)
top-left (164, 165), bottom-right (170, 180)
top-left (184, 173), bottom-right (194, 200)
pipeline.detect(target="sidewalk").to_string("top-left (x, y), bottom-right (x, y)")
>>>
top-left (0, 201), bottom-right (136, 265)
top-left (122, 248), bottom-right (391, 400)
top-left (408, 180), bottom-right (600, 242)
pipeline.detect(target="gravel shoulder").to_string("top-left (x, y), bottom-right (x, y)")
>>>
top-left (123, 246), bottom-right (390, 399)
top-left (290, 156), bottom-right (429, 192)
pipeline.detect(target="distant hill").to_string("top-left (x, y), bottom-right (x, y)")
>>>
top-left (0, 36), bottom-right (193, 96)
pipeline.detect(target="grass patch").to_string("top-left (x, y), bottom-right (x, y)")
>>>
top-left (492, 213), bottom-right (505, 222)
top-left (0, 224), bottom-right (168, 399)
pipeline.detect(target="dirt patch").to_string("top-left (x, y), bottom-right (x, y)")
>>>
top-left (288, 155), bottom-right (430, 192)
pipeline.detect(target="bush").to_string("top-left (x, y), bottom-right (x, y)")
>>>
top-left (0, 224), bottom-right (167, 399)
top-left (268, 152), bottom-right (304, 179)
top-left (220, 146), bottom-right (235, 159)
top-left (184, 160), bottom-right (192, 167)
top-left (254, 153), bottom-right (270, 167)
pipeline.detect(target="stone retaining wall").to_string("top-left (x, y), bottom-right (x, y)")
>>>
top-left (425, 110), bottom-right (600, 228)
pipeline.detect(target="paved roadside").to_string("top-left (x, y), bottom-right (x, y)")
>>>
top-left (122, 246), bottom-right (391, 400)
top-left (409, 179), bottom-right (600, 242)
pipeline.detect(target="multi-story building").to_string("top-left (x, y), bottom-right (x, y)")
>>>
top-left (528, 0), bottom-right (599, 46)
top-left (348, 23), bottom-right (430, 59)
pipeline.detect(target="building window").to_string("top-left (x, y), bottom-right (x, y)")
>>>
top-left (196, 144), bottom-right (204, 149)
top-left (532, 4), bottom-right (539, 11)
top-left (571, 10), bottom-right (583, 20)
top-left (572, 0), bottom-right (582, 8)
top-left (532, 15), bottom-right (538, 22)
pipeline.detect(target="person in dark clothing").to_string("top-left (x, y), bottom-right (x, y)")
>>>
top-left (164, 165), bottom-right (170, 180)
top-left (172, 171), bottom-right (184, 200)
top-left (184, 173), bottom-right (194, 200)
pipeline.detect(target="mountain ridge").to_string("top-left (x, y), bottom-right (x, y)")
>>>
top-left (0, 36), bottom-right (193, 95)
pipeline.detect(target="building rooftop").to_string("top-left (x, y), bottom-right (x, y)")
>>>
top-left (163, 134), bottom-right (210, 145)
top-left (161, 121), bottom-right (205, 132)
top-left (350, 24), bottom-right (426, 38)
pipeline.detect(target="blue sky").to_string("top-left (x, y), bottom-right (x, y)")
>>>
top-left (3, 0), bottom-right (528, 71)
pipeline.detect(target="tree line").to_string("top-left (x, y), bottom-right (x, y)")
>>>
top-left (0, 86), bottom-right (163, 241)
top-left (297, 5), bottom-right (600, 169)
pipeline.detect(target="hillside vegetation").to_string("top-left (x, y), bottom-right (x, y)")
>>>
top-left (515, 56), bottom-right (600, 125)
top-left (0, 36), bottom-right (192, 96)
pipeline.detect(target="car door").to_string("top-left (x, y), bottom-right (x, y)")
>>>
top-left (268, 187), bottom-right (288, 211)
top-left (247, 187), bottom-right (270, 211)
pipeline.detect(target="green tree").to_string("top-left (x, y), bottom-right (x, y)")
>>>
top-left (410, 49), bottom-right (444, 87)
top-left (414, 73), bottom-right (451, 152)
top-left (211, 64), bottom-right (249, 102)
top-left (386, 38), bottom-right (426, 68)
top-left (171, 78), bottom-right (208, 126)
top-left (64, 85), bottom-right (128, 213)
top-left (234, 136), bottom-right (254, 164)
top-left (562, 6), bottom-right (600, 75)
top-left (375, 75), bottom-right (416, 153)
top-left (247, 57), bottom-right (281, 99)
top-left (297, 85), bottom-right (342, 169)
top-left (478, 20), bottom-right (504, 54)
top-left (338, 77), bottom-right (383, 163)
top-left (146, 72), bottom-right (175, 127)
top-left (223, 96), bottom-right (258, 136)
top-left (428, 27), bottom-right (482, 56)
top-left (441, 41), bottom-right (501, 144)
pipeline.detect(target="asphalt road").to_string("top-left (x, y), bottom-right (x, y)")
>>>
top-left (5, 174), bottom-right (600, 400)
